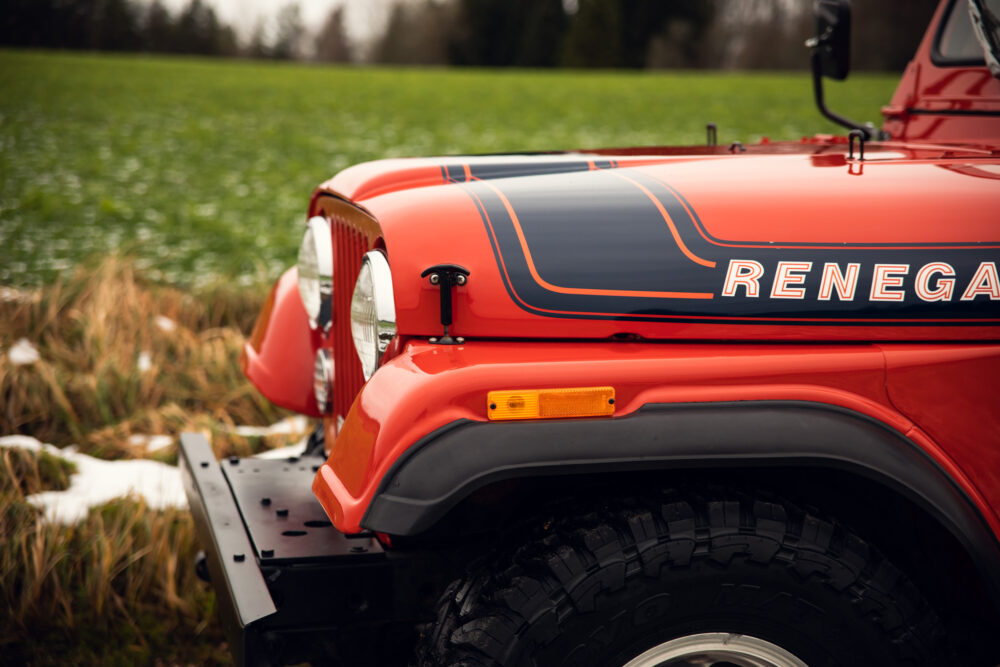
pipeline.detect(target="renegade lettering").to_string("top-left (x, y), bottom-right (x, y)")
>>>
top-left (721, 259), bottom-right (1000, 302)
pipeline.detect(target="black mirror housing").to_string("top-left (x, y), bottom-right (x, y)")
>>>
top-left (814, 0), bottom-right (851, 80)
top-left (807, 0), bottom-right (877, 138)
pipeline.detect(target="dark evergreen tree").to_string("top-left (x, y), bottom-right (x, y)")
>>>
top-left (447, 0), bottom-right (567, 67)
top-left (143, 1), bottom-right (174, 53)
top-left (315, 6), bottom-right (352, 63)
top-left (272, 2), bottom-right (303, 60)
top-left (89, 0), bottom-right (141, 51)
top-left (561, 0), bottom-right (624, 68)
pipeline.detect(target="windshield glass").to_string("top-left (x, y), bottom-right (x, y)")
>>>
top-left (937, 0), bottom-right (1000, 68)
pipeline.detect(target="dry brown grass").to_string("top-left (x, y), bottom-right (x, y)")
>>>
top-left (0, 257), bottom-right (313, 664)
top-left (0, 446), bottom-right (75, 497)
top-left (1, 255), bottom-right (302, 460)
top-left (0, 447), bottom-right (229, 665)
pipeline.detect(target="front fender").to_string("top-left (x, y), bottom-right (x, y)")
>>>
top-left (241, 267), bottom-right (323, 417)
top-left (312, 339), bottom-right (912, 532)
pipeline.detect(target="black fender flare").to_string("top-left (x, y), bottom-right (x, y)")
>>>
top-left (362, 400), bottom-right (1000, 602)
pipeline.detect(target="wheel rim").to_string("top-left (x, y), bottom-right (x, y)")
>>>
top-left (621, 632), bottom-right (808, 667)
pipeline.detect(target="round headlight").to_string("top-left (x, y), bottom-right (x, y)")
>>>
top-left (297, 216), bottom-right (333, 331)
top-left (350, 251), bottom-right (396, 380)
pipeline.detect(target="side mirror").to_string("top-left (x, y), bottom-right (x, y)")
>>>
top-left (812, 0), bottom-right (851, 80)
top-left (806, 0), bottom-right (879, 138)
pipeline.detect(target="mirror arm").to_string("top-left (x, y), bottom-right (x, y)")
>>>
top-left (810, 50), bottom-right (875, 139)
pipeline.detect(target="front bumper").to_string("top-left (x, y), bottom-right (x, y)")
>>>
top-left (178, 433), bottom-right (391, 666)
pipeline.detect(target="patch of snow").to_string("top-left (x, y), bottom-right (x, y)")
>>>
top-left (146, 435), bottom-right (175, 452)
top-left (232, 415), bottom-right (310, 438)
top-left (137, 350), bottom-right (152, 373)
top-left (155, 315), bottom-right (176, 332)
top-left (0, 434), bottom-right (50, 451)
top-left (0, 435), bottom-right (187, 524)
top-left (8, 338), bottom-right (40, 366)
top-left (0, 415), bottom-right (321, 524)
top-left (127, 434), bottom-right (175, 452)
top-left (254, 437), bottom-right (309, 460)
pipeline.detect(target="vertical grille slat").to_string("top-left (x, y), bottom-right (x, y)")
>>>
top-left (328, 211), bottom-right (372, 422)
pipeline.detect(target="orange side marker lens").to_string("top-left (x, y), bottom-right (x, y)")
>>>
top-left (487, 387), bottom-right (615, 421)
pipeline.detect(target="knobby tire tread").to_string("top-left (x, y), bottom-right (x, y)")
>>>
top-left (415, 488), bottom-right (946, 667)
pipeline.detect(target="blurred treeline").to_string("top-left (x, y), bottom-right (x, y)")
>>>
top-left (0, 0), bottom-right (314, 59)
top-left (1, 0), bottom-right (939, 71)
top-left (3, 0), bottom-right (241, 57)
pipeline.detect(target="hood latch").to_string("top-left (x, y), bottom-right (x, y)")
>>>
top-left (421, 264), bottom-right (470, 345)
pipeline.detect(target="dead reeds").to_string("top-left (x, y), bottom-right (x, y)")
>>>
top-left (1, 255), bottom-right (300, 459)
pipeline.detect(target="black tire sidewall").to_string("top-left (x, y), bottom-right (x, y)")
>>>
top-left (526, 557), bottom-right (899, 667)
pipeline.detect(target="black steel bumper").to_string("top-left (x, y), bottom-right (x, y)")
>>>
top-left (179, 432), bottom-right (399, 667)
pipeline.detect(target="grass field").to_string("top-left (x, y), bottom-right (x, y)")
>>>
top-left (1, 49), bottom-right (899, 287)
top-left (0, 50), bottom-right (903, 664)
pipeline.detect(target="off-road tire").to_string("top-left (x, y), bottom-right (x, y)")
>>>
top-left (416, 489), bottom-right (946, 666)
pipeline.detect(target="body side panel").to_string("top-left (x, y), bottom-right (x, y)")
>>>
top-left (881, 344), bottom-right (1000, 527)
top-left (883, 0), bottom-right (1000, 141)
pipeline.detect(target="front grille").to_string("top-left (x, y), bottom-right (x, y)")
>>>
top-left (317, 196), bottom-right (382, 422)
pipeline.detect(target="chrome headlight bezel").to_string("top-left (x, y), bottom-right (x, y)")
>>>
top-left (297, 216), bottom-right (334, 331)
top-left (313, 348), bottom-right (334, 415)
top-left (350, 250), bottom-right (396, 380)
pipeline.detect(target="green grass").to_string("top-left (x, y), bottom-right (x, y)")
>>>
top-left (0, 49), bottom-right (899, 287)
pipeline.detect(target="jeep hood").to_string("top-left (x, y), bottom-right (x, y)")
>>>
top-left (317, 145), bottom-right (1000, 341)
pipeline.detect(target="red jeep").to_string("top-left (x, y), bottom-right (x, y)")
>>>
top-left (180, 1), bottom-right (1000, 665)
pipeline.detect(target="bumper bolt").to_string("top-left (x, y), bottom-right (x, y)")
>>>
top-left (233, 553), bottom-right (245, 562)
top-left (261, 497), bottom-right (271, 506)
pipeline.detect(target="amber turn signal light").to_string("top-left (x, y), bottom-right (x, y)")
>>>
top-left (487, 386), bottom-right (615, 421)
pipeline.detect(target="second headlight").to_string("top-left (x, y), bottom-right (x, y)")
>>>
top-left (297, 216), bottom-right (333, 331)
top-left (350, 250), bottom-right (396, 380)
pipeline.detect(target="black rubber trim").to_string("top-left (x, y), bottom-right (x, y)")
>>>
top-left (906, 107), bottom-right (1000, 116)
top-left (362, 400), bottom-right (1000, 603)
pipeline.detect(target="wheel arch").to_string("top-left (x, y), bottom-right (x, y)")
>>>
top-left (362, 400), bottom-right (1000, 611)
